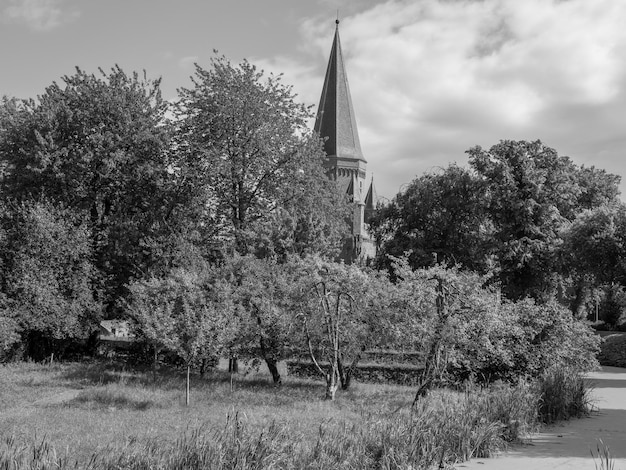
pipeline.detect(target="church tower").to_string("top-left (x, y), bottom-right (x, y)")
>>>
top-left (314, 19), bottom-right (376, 263)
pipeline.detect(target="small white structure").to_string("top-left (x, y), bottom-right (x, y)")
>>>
top-left (98, 320), bottom-right (133, 340)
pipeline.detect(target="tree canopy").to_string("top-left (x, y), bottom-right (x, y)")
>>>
top-left (0, 67), bottom-right (177, 308)
top-left (373, 140), bottom-right (621, 302)
top-left (175, 55), bottom-right (349, 259)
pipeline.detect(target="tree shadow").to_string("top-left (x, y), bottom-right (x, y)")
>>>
top-left (587, 378), bottom-right (626, 389)
top-left (504, 408), bottom-right (626, 459)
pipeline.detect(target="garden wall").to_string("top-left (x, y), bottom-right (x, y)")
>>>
top-left (286, 359), bottom-right (424, 386)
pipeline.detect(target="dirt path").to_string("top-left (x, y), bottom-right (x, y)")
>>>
top-left (457, 366), bottom-right (626, 469)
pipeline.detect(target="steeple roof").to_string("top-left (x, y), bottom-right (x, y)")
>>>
top-left (314, 21), bottom-right (366, 163)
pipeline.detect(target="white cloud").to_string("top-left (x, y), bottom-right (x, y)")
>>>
top-left (2, 0), bottom-right (79, 31)
top-left (271, 0), bottom-right (626, 198)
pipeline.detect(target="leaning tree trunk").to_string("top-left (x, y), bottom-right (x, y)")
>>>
top-left (338, 354), bottom-right (362, 390)
top-left (413, 276), bottom-right (449, 407)
top-left (260, 335), bottom-right (281, 385)
top-left (265, 357), bottom-right (281, 385)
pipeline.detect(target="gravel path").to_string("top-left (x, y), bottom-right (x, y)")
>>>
top-left (457, 366), bottom-right (626, 470)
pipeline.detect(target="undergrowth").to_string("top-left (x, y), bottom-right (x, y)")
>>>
top-left (0, 364), bottom-right (595, 469)
top-left (538, 367), bottom-right (593, 424)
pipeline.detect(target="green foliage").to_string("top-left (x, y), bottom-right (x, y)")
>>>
top-left (0, 201), bottom-right (100, 355)
top-left (372, 164), bottom-right (492, 272)
top-left (175, 54), bottom-right (349, 258)
top-left (127, 266), bottom-right (239, 367)
top-left (561, 203), bottom-right (626, 322)
top-left (0, 67), bottom-right (176, 308)
top-left (391, 259), bottom-right (600, 383)
top-left (294, 256), bottom-right (406, 393)
top-left (598, 333), bottom-right (626, 367)
top-left (468, 140), bottom-right (614, 300)
top-left (374, 140), bottom-right (621, 303)
top-left (0, 313), bottom-right (20, 358)
top-left (226, 256), bottom-right (301, 364)
top-left (562, 204), bottom-right (626, 281)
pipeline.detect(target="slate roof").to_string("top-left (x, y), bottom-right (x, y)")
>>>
top-left (314, 21), bottom-right (366, 164)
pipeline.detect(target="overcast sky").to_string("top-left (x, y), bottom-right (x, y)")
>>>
top-left (1, 0), bottom-right (625, 200)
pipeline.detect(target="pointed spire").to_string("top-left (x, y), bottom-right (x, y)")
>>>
top-left (364, 176), bottom-right (376, 223)
top-left (314, 20), bottom-right (366, 163)
top-left (364, 176), bottom-right (376, 209)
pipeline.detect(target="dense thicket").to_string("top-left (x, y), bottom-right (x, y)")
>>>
top-left (174, 56), bottom-right (349, 259)
top-left (373, 140), bottom-right (624, 320)
top-left (0, 58), bottom-right (350, 360)
top-left (0, 58), bottom-right (608, 391)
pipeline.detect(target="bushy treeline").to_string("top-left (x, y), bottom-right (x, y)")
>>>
top-left (372, 141), bottom-right (626, 327)
top-left (0, 56), bottom-right (601, 390)
top-left (0, 57), bottom-right (348, 361)
top-left (125, 254), bottom-right (599, 402)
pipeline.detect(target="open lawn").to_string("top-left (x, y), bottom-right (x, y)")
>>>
top-left (1, 360), bottom-right (417, 465)
top-left (0, 360), bottom-right (570, 468)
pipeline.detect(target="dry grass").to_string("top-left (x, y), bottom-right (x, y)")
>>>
top-left (1, 360), bottom-right (406, 464)
top-left (0, 360), bottom-right (591, 469)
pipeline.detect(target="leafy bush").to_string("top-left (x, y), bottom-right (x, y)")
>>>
top-left (0, 313), bottom-right (20, 361)
top-left (450, 298), bottom-right (600, 382)
top-left (598, 333), bottom-right (626, 367)
top-left (390, 260), bottom-right (599, 385)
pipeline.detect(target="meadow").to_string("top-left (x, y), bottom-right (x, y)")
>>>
top-left (0, 359), bottom-right (591, 469)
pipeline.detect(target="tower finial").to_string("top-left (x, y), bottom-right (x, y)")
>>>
top-left (336, 10), bottom-right (340, 25)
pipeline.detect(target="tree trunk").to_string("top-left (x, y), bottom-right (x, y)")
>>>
top-left (152, 345), bottom-right (159, 382)
top-left (413, 277), bottom-right (447, 407)
top-left (199, 358), bottom-right (208, 378)
top-left (259, 335), bottom-right (281, 385)
top-left (185, 364), bottom-right (190, 406)
top-left (264, 357), bottom-right (282, 385)
top-left (338, 355), bottom-right (360, 390)
top-left (325, 371), bottom-right (339, 400)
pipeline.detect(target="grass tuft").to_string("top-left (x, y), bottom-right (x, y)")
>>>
top-left (592, 439), bottom-right (615, 470)
top-left (538, 367), bottom-right (593, 424)
top-left (69, 385), bottom-right (159, 410)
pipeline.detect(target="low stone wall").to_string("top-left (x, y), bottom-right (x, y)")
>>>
top-left (286, 359), bottom-right (424, 386)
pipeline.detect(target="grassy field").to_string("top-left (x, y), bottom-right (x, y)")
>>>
top-left (0, 359), bottom-right (586, 469)
top-left (0, 360), bottom-right (414, 463)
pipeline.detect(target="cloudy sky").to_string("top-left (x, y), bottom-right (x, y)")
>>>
top-left (1, 0), bottom-right (625, 200)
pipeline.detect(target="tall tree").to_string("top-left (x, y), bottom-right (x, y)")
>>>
top-left (371, 165), bottom-right (491, 273)
top-left (468, 140), bottom-right (620, 300)
top-left (128, 266), bottom-right (238, 404)
top-left (295, 257), bottom-right (402, 398)
top-left (175, 55), bottom-right (348, 259)
top-left (560, 203), bottom-right (626, 320)
top-left (0, 68), bottom-right (177, 308)
top-left (0, 201), bottom-right (100, 358)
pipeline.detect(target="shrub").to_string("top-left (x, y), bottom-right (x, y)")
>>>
top-left (537, 367), bottom-right (592, 424)
top-left (0, 313), bottom-right (21, 361)
top-left (598, 332), bottom-right (626, 367)
top-left (70, 385), bottom-right (157, 411)
top-left (391, 262), bottom-right (600, 386)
